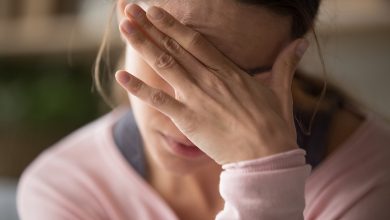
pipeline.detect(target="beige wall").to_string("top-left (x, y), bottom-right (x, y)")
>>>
top-left (300, 0), bottom-right (390, 120)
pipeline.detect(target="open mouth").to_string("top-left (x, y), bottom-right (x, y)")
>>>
top-left (159, 133), bottom-right (206, 159)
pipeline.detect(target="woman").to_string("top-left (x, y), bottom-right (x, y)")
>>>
top-left (17, 0), bottom-right (390, 219)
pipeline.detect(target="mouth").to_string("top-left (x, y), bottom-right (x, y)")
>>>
top-left (159, 132), bottom-right (206, 159)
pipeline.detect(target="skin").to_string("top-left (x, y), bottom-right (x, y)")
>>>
top-left (114, 0), bottom-right (363, 219)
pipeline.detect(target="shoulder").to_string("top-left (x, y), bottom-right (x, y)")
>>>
top-left (17, 107), bottom-right (137, 219)
top-left (365, 113), bottom-right (390, 145)
top-left (324, 110), bottom-right (390, 174)
top-left (311, 110), bottom-right (390, 182)
top-left (19, 107), bottom-right (128, 181)
top-left (354, 112), bottom-right (390, 168)
top-left (305, 111), bottom-right (390, 219)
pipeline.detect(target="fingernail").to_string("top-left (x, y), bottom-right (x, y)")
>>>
top-left (116, 71), bottom-right (131, 84)
top-left (126, 4), bottom-right (143, 18)
top-left (147, 7), bottom-right (164, 20)
top-left (296, 39), bottom-right (309, 57)
top-left (121, 20), bottom-right (136, 34)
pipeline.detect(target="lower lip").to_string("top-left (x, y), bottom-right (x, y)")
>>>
top-left (160, 134), bottom-right (206, 159)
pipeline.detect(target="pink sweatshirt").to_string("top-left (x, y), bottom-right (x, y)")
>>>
top-left (17, 108), bottom-right (390, 220)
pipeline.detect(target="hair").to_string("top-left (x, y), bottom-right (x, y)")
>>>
top-left (94, 0), bottom-right (327, 134)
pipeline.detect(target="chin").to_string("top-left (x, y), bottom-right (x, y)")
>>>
top-left (155, 156), bottom-right (216, 176)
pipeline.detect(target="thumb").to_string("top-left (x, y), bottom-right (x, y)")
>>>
top-left (271, 38), bottom-right (309, 93)
top-left (271, 39), bottom-right (309, 133)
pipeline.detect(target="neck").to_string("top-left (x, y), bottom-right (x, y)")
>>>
top-left (145, 153), bottom-right (224, 218)
top-left (292, 75), bottom-right (365, 158)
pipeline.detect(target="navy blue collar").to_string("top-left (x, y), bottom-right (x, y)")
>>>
top-left (113, 111), bottom-right (146, 178)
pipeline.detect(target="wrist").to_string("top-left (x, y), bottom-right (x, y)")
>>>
top-left (220, 142), bottom-right (299, 165)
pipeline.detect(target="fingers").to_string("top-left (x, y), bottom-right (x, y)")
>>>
top-left (119, 18), bottom-right (195, 96)
top-left (272, 39), bottom-right (309, 93)
top-left (145, 6), bottom-right (237, 73)
top-left (124, 4), bottom-right (166, 49)
top-left (123, 4), bottom-right (208, 81)
top-left (115, 70), bottom-right (187, 118)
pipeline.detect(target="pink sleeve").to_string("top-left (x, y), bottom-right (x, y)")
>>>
top-left (216, 149), bottom-right (311, 220)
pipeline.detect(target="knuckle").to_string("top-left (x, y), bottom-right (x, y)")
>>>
top-left (284, 56), bottom-right (299, 71)
top-left (292, 55), bottom-right (300, 67)
top-left (128, 78), bottom-right (143, 94)
top-left (162, 15), bottom-right (175, 28)
top-left (151, 90), bottom-right (167, 106)
top-left (155, 53), bottom-right (176, 69)
top-left (283, 59), bottom-right (294, 70)
top-left (187, 31), bottom-right (203, 49)
top-left (163, 37), bottom-right (181, 54)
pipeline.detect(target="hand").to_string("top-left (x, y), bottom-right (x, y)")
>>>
top-left (115, 4), bottom-right (309, 165)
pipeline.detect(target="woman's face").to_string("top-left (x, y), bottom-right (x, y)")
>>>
top-left (119, 0), bottom-right (292, 174)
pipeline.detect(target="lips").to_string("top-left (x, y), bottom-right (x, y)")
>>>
top-left (159, 133), bottom-right (206, 158)
top-left (170, 137), bottom-right (196, 147)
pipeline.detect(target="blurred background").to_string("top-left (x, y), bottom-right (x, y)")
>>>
top-left (0, 0), bottom-right (121, 219)
top-left (0, 0), bottom-right (389, 219)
